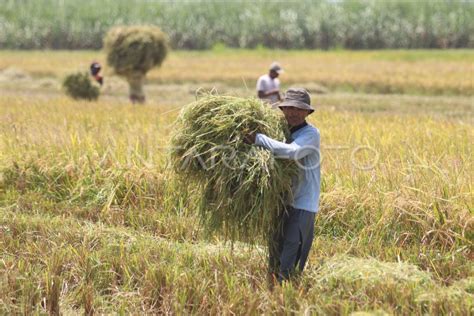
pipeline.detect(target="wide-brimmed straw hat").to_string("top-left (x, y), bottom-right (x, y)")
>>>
top-left (278, 88), bottom-right (314, 114)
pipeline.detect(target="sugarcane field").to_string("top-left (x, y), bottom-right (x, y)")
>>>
top-left (0, 1), bottom-right (473, 315)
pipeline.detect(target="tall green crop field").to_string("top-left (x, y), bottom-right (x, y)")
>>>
top-left (0, 0), bottom-right (472, 49)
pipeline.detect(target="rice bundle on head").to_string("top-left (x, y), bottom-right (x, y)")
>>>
top-left (170, 95), bottom-right (298, 244)
top-left (104, 25), bottom-right (168, 103)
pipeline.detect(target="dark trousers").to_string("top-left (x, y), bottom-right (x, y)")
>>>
top-left (268, 206), bottom-right (316, 282)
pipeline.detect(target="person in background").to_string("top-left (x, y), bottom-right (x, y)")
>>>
top-left (90, 61), bottom-right (103, 86)
top-left (245, 88), bottom-right (321, 284)
top-left (256, 62), bottom-right (283, 107)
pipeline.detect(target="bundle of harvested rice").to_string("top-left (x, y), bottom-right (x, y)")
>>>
top-left (62, 72), bottom-right (100, 101)
top-left (170, 95), bottom-right (297, 243)
top-left (104, 25), bottom-right (168, 103)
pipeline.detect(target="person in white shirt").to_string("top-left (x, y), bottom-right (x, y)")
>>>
top-left (256, 62), bottom-right (284, 106)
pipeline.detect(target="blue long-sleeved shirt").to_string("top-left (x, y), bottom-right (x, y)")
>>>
top-left (255, 123), bottom-right (321, 213)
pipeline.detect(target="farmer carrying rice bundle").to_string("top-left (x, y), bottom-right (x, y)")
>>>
top-left (170, 94), bottom-right (295, 244)
top-left (170, 88), bottom-right (320, 284)
top-left (245, 88), bottom-right (321, 283)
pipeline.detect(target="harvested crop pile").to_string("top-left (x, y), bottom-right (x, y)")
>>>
top-left (104, 25), bottom-right (168, 103)
top-left (170, 95), bottom-right (297, 243)
top-left (62, 72), bottom-right (100, 101)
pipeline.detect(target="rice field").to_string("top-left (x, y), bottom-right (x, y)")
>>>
top-left (0, 50), bottom-right (473, 314)
top-left (0, 49), bottom-right (473, 96)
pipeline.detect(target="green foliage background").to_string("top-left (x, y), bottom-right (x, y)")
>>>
top-left (0, 0), bottom-right (472, 50)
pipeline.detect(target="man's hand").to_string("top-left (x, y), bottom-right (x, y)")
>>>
top-left (269, 89), bottom-right (282, 101)
top-left (244, 131), bottom-right (257, 144)
top-left (268, 89), bottom-right (280, 96)
top-left (258, 89), bottom-right (280, 98)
